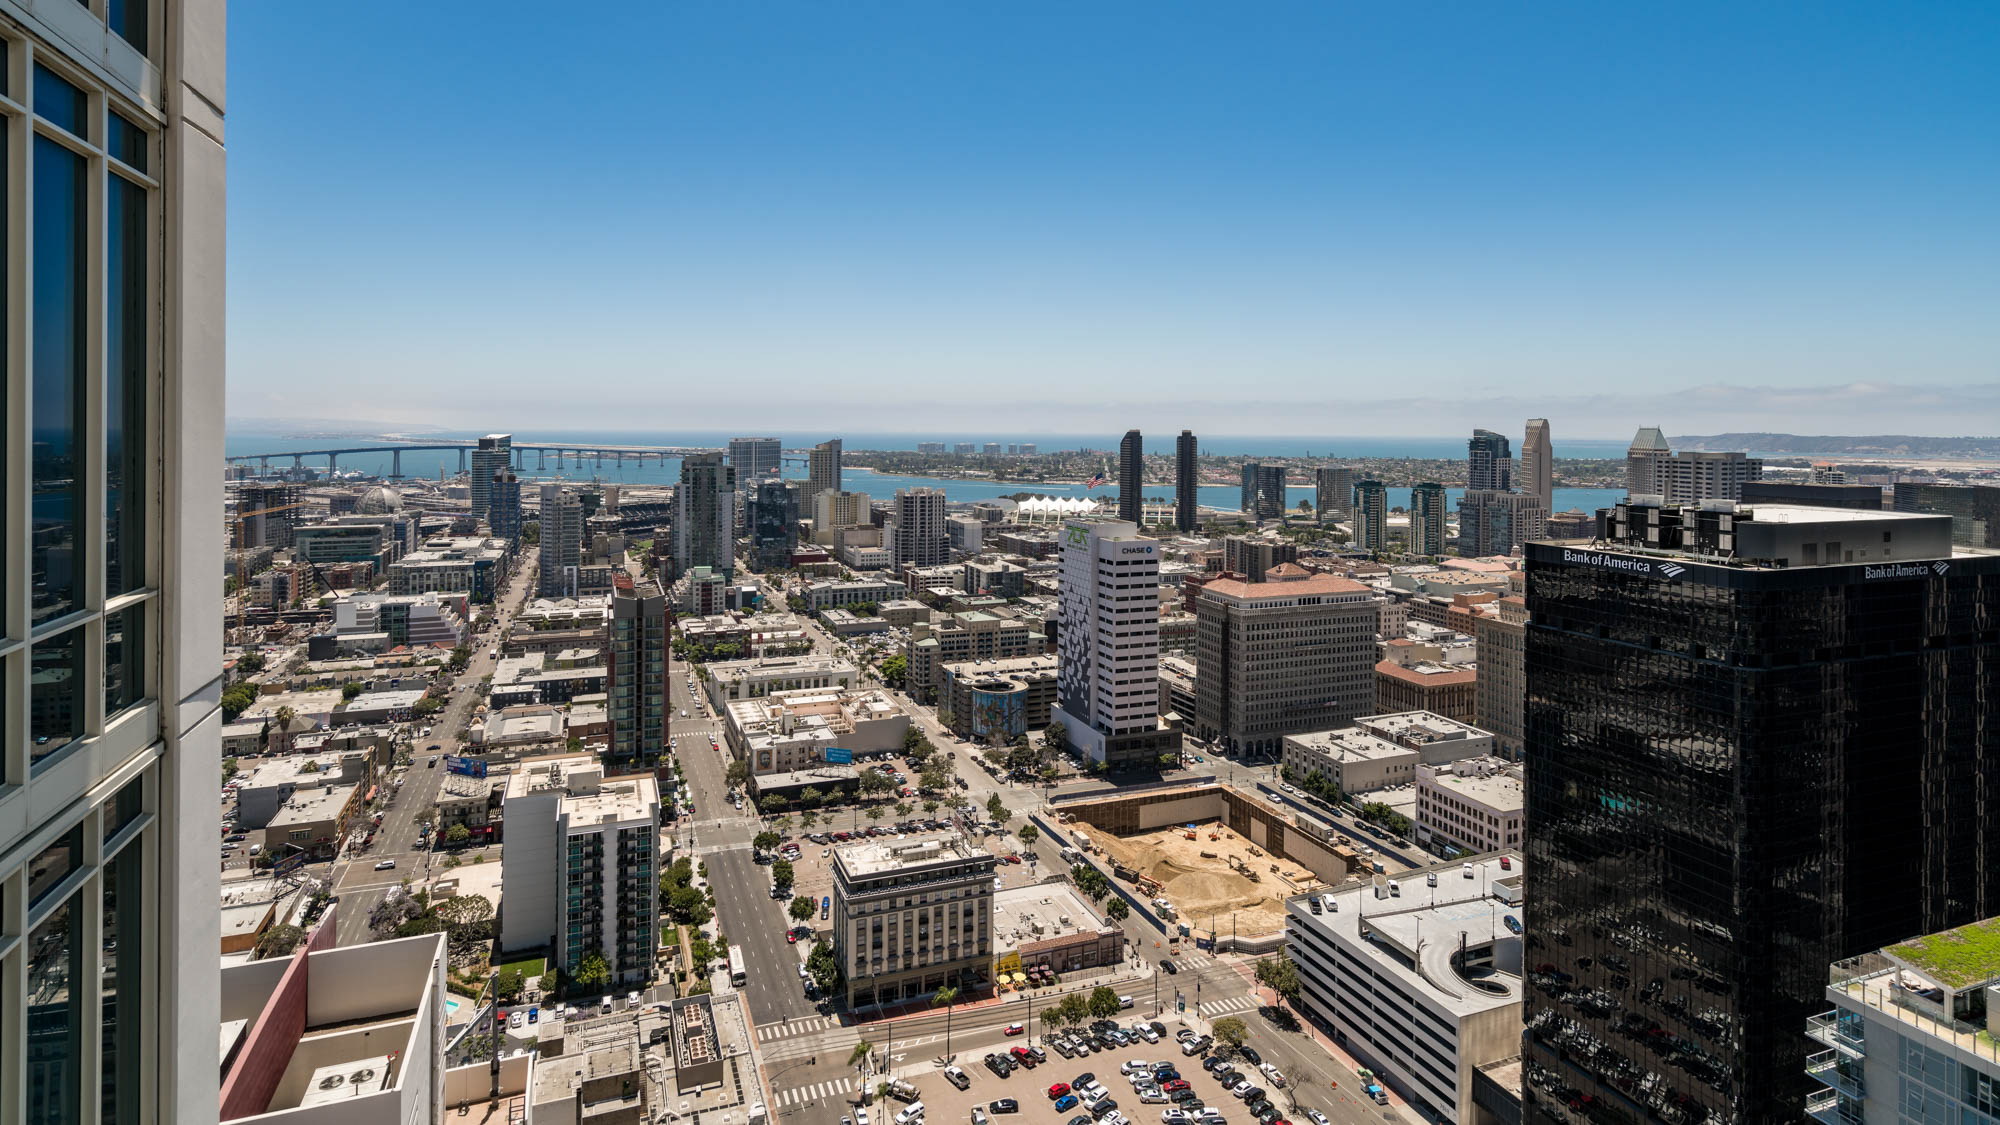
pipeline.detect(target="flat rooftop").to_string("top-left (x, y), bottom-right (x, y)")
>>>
top-left (836, 831), bottom-right (985, 878)
top-left (1360, 711), bottom-right (1488, 744)
top-left (993, 884), bottom-right (1107, 952)
top-left (1423, 761), bottom-right (1523, 813)
top-left (1287, 727), bottom-right (1416, 763)
top-left (1885, 915), bottom-right (2000, 991)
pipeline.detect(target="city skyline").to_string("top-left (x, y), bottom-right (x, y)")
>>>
top-left (227, 3), bottom-right (2000, 433)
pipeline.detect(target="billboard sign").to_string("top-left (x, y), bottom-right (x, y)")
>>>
top-left (445, 755), bottom-right (487, 778)
top-left (824, 747), bottom-right (853, 765)
top-left (273, 848), bottom-right (308, 876)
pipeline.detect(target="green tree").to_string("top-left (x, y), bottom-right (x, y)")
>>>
top-left (771, 815), bottom-right (792, 836)
top-left (1087, 986), bottom-right (1123, 1020)
top-left (1018, 824), bottom-right (1039, 846)
top-left (570, 952), bottom-right (611, 992)
top-left (221, 682), bottom-right (258, 721)
top-left (859, 770), bottom-right (894, 796)
top-left (236, 652), bottom-right (267, 676)
top-left (222, 757), bottom-right (240, 783)
top-left (341, 681), bottom-right (365, 700)
top-left (771, 859), bottom-right (795, 890)
top-left (1211, 1016), bottom-right (1248, 1052)
top-left (799, 787), bottom-right (823, 809)
top-left (895, 801), bottom-right (913, 817)
top-left (1071, 864), bottom-right (1110, 903)
top-left (1042, 720), bottom-right (1069, 755)
top-left (810, 939), bottom-right (844, 995)
top-left (801, 809), bottom-right (820, 830)
top-left (760, 795), bottom-right (788, 815)
top-left (725, 759), bottom-right (750, 788)
top-left (865, 806), bottom-right (884, 823)
top-left (790, 895), bottom-right (816, 923)
top-left (449, 645), bottom-right (471, 671)
top-left (566, 735), bottom-right (584, 754)
top-left (878, 653), bottom-right (908, 688)
top-left (932, 985), bottom-right (960, 1057)
top-left (986, 794), bottom-right (1006, 820)
top-left (254, 923), bottom-right (305, 959)
top-left (1254, 955), bottom-right (1301, 1005)
top-left (753, 830), bottom-right (781, 855)
top-left (1105, 897), bottom-right (1130, 923)
top-left (922, 799), bottom-right (939, 814)
top-left (494, 967), bottom-right (525, 1003)
top-left (920, 760), bottom-right (953, 792)
top-left (443, 823), bottom-right (472, 847)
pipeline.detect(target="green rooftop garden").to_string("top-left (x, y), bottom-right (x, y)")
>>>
top-left (1887, 916), bottom-right (2000, 990)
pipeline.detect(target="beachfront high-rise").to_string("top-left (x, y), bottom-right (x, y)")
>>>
top-left (1118, 428), bottom-right (1144, 524)
top-left (1314, 465), bottom-right (1353, 526)
top-left (1175, 430), bottom-right (1199, 532)
top-left (1, 3), bottom-right (227, 1122)
top-left (806, 438), bottom-right (844, 505)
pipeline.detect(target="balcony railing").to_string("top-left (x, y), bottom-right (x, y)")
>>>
top-left (1806, 1011), bottom-right (1865, 1059)
top-left (1805, 1049), bottom-right (1865, 1099)
top-left (1804, 1088), bottom-right (1861, 1125)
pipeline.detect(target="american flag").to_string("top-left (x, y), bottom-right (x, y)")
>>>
top-left (1085, 471), bottom-right (1108, 489)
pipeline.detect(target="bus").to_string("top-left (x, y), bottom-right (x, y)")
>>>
top-left (728, 947), bottom-right (747, 987)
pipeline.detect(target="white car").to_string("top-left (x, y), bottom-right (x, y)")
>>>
top-left (1306, 1112), bottom-right (1332, 1125)
top-left (1121, 1060), bottom-right (1153, 1075)
top-left (627, 991), bottom-right (642, 1007)
top-left (854, 1111), bottom-right (869, 1125)
top-left (508, 1010), bottom-right (524, 1029)
top-left (1258, 1062), bottom-right (1286, 1087)
top-left (1161, 1112), bottom-right (1191, 1124)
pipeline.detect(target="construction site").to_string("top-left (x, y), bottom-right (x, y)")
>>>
top-left (1053, 781), bottom-right (1366, 942)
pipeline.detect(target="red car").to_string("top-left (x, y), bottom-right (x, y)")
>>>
top-left (1003, 1023), bottom-right (1025, 1036)
top-left (1047, 1083), bottom-right (1071, 1100)
top-left (786, 930), bottom-right (799, 944)
top-left (1163, 1079), bottom-right (1190, 1093)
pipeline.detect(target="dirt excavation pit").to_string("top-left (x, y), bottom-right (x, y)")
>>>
top-left (1070, 819), bottom-right (1298, 937)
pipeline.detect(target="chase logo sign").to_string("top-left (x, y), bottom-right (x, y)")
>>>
top-left (1560, 548), bottom-right (1669, 577)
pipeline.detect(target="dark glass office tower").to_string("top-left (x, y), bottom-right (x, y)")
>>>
top-left (1119, 428), bottom-right (1144, 524)
top-left (1176, 430), bottom-right (1198, 533)
top-left (1893, 481), bottom-right (2000, 547)
top-left (1522, 501), bottom-right (2000, 1125)
top-left (1469, 428), bottom-right (1513, 491)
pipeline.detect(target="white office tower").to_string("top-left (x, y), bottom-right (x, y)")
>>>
top-left (1052, 520), bottom-right (1181, 767)
top-left (1520, 418), bottom-right (1553, 509)
top-left (0, 3), bottom-right (226, 1123)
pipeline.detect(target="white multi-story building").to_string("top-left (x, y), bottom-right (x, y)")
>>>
top-left (1806, 916), bottom-right (2000, 1125)
top-left (1416, 757), bottom-right (1523, 854)
top-left (702, 654), bottom-right (860, 705)
top-left (1052, 519), bottom-right (1180, 767)
top-left (0, 4), bottom-right (224, 1121)
top-left (538, 484), bottom-right (586, 597)
top-left (812, 489), bottom-right (872, 534)
top-left (1286, 853), bottom-right (1526, 1124)
top-left (499, 754), bottom-right (659, 985)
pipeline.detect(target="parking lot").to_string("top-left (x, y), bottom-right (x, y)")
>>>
top-left (846, 1019), bottom-right (1332, 1125)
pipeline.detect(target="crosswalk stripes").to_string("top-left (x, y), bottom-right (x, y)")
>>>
top-left (776, 1076), bottom-right (854, 1107)
top-left (755, 1015), bottom-right (841, 1042)
top-left (1197, 995), bottom-right (1258, 1017)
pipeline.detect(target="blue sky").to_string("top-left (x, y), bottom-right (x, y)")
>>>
top-left (227, 2), bottom-right (2000, 437)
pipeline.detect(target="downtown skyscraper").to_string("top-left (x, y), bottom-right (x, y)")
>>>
top-left (805, 438), bottom-right (843, 505)
top-left (1409, 481), bottom-right (1449, 556)
top-left (1522, 499), bottom-right (2000, 1124)
top-left (469, 433), bottom-right (514, 523)
top-left (607, 573), bottom-right (671, 763)
top-left (1176, 430), bottom-right (1199, 533)
top-left (1520, 418), bottom-right (1553, 509)
top-left (1467, 428), bottom-right (1513, 491)
top-left (674, 452), bottom-right (736, 579)
top-left (1118, 428), bottom-right (1144, 524)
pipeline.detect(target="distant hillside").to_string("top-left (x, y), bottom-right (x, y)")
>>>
top-left (1673, 433), bottom-right (2000, 459)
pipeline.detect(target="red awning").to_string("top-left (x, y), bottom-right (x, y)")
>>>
top-left (365, 785), bottom-right (378, 802)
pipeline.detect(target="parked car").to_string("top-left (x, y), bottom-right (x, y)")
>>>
top-left (988, 1100), bottom-right (1019, 1115)
top-left (374, 859), bottom-right (397, 871)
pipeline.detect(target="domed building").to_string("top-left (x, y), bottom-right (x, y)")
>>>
top-left (354, 485), bottom-right (404, 515)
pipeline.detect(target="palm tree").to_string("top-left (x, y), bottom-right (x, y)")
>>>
top-left (848, 1039), bottom-right (874, 1100)
top-left (932, 985), bottom-right (960, 1059)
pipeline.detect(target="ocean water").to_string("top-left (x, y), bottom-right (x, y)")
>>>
top-left (223, 430), bottom-right (1625, 513)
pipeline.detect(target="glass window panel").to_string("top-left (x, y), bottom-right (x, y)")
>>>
top-left (26, 893), bottom-right (85, 1125)
top-left (33, 65), bottom-right (87, 136)
top-left (107, 772), bottom-right (145, 840)
top-left (28, 823), bottom-right (83, 907)
top-left (109, 112), bottom-right (148, 172)
top-left (102, 839), bottom-right (143, 1124)
top-left (32, 134), bottom-right (88, 624)
top-left (31, 624), bottom-right (86, 763)
top-left (109, 0), bottom-right (150, 58)
top-left (107, 171), bottom-right (147, 597)
top-left (105, 601), bottom-right (144, 717)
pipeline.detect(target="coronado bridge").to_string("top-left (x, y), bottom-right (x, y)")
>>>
top-left (224, 441), bottom-right (809, 477)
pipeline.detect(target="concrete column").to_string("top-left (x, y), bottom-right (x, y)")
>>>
top-left (392, 449), bottom-right (403, 478)
top-left (459, 448), bottom-right (467, 472)
top-left (328, 453), bottom-right (338, 477)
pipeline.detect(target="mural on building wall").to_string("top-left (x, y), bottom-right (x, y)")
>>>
top-left (971, 686), bottom-right (1025, 742)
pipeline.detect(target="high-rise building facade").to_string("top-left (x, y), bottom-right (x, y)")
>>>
top-left (812, 489), bottom-right (871, 532)
top-left (1409, 482), bottom-right (1449, 557)
top-left (1626, 427), bottom-right (1763, 502)
top-left (1222, 535), bottom-right (1299, 582)
top-left (469, 433), bottom-right (513, 519)
top-left (538, 485), bottom-right (586, 596)
top-left (1192, 566), bottom-right (1378, 757)
top-left (1892, 481), bottom-right (2000, 548)
top-left (804, 438), bottom-right (843, 505)
top-left (1353, 480), bottom-right (1389, 551)
top-left (1472, 595), bottom-right (1526, 759)
top-left (1118, 429), bottom-right (1144, 524)
top-left (1314, 466), bottom-right (1354, 526)
top-left (747, 480), bottom-right (800, 572)
top-left (607, 575), bottom-right (671, 764)
top-left (1240, 462), bottom-right (1287, 521)
top-left (1520, 418), bottom-right (1553, 509)
top-left (727, 436), bottom-right (782, 482)
top-left (1, 5), bottom-right (226, 1122)
top-left (891, 488), bottom-right (950, 567)
top-left (1053, 520), bottom-right (1179, 766)
top-left (500, 756), bottom-right (659, 985)
top-left (488, 471), bottom-right (523, 543)
top-left (673, 452), bottom-right (735, 580)
top-left (832, 833), bottom-right (996, 1009)
top-left (1457, 490), bottom-right (1547, 556)
top-left (1522, 500), bottom-right (2000, 1124)
top-left (1176, 430), bottom-right (1199, 533)
top-left (1467, 429), bottom-right (1512, 492)
top-left (228, 482), bottom-right (303, 549)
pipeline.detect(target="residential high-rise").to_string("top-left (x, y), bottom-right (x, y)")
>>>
top-left (673, 452), bottom-right (735, 579)
top-left (1467, 429), bottom-right (1512, 492)
top-left (1192, 565), bottom-right (1379, 757)
top-left (0, 5), bottom-right (224, 1121)
top-left (1353, 480), bottom-right (1389, 551)
top-left (500, 755), bottom-right (659, 985)
top-left (1118, 429), bottom-right (1144, 524)
top-left (1053, 520), bottom-right (1180, 766)
top-left (812, 489), bottom-right (872, 532)
top-left (1626, 426), bottom-right (1763, 502)
top-left (1522, 500), bottom-right (2000, 1124)
top-left (607, 574), bottom-right (671, 764)
top-left (1239, 462), bottom-right (1287, 521)
top-left (1472, 596), bottom-right (1527, 759)
top-left (1222, 535), bottom-right (1299, 582)
top-left (747, 479), bottom-right (800, 571)
top-left (727, 436), bottom-right (782, 482)
top-left (488, 470), bottom-right (524, 543)
top-left (470, 433), bottom-right (513, 519)
top-left (892, 488), bottom-right (950, 567)
top-left (1456, 490), bottom-right (1548, 556)
top-left (806, 438), bottom-right (844, 504)
top-left (1409, 482), bottom-right (1449, 557)
top-left (229, 482), bottom-right (303, 549)
top-left (1520, 418), bottom-right (1553, 509)
top-left (1176, 430), bottom-right (1199, 532)
top-left (538, 484), bottom-right (586, 596)
top-left (1314, 465), bottom-right (1354, 526)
